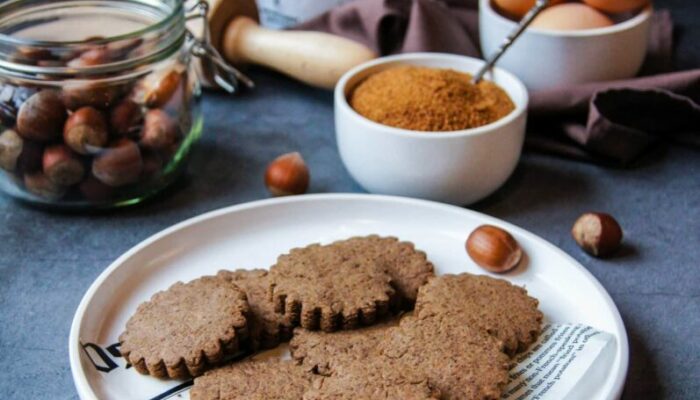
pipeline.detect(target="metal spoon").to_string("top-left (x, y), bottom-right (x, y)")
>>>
top-left (472, 0), bottom-right (550, 84)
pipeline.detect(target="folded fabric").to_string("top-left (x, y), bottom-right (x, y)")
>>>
top-left (301, 0), bottom-right (699, 165)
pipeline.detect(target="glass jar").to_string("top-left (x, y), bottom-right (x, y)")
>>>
top-left (0, 0), bottom-right (205, 208)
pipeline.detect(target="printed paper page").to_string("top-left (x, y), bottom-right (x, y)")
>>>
top-left (503, 323), bottom-right (616, 400)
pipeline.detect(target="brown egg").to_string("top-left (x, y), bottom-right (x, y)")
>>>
top-left (493, 0), bottom-right (566, 19)
top-left (531, 3), bottom-right (614, 30)
top-left (583, 0), bottom-right (649, 14)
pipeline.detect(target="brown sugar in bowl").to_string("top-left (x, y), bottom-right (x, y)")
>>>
top-left (349, 66), bottom-right (515, 132)
top-left (334, 53), bottom-right (528, 205)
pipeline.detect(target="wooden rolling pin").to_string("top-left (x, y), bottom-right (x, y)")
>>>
top-left (195, 0), bottom-right (377, 89)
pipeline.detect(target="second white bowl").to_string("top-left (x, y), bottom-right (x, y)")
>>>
top-left (480, 0), bottom-right (653, 90)
top-left (334, 53), bottom-right (528, 206)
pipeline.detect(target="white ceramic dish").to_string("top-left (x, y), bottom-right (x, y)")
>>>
top-left (69, 194), bottom-right (628, 400)
top-left (480, 0), bottom-right (653, 90)
top-left (335, 53), bottom-right (528, 206)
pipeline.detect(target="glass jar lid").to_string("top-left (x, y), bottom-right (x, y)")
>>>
top-left (0, 0), bottom-right (251, 91)
top-left (0, 1), bottom-right (185, 78)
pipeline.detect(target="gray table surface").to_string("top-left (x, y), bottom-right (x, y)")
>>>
top-left (1, 2), bottom-right (699, 399)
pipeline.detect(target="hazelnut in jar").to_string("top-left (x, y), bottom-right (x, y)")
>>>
top-left (0, 0), bottom-right (203, 208)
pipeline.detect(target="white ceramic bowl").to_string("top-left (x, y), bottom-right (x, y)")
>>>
top-left (480, 0), bottom-right (653, 90)
top-left (334, 53), bottom-right (528, 205)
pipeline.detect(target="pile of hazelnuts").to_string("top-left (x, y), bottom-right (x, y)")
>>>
top-left (0, 38), bottom-right (191, 204)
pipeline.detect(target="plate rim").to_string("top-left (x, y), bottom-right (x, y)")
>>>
top-left (69, 193), bottom-right (629, 400)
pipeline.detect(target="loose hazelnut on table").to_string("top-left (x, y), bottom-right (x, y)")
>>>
top-left (466, 224), bottom-right (523, 273)
top-left (16, 91), bottom-right (67, 142)
top-left (64, 106), bottom-right (109, 154)
top-left (110, 98), bottom-right (143, 138)
top-left (140, 109), bottom-right (178, 151)
top-left (92, 138), bottom-right (143, 187)
top-left (572, 212), bottom-right (623, 258)
top-left (24, 171), bottom-right (66, 200)
top-left (265, 152), bottom-right (310, 197)
top-left (42, 144), bottom-right (85, 186)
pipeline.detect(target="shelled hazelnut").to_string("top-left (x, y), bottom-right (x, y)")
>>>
top-left (63, 106), bottom-right (109, 154)
top-left (140, 109), bottom-right (178, 151)
top-left (162, 75), bottom-right (187, 115)
top-left (466, 225), bottom-right (523, 273)
top-left (265, 152), bottom-right (310, 196)
top-left (571, 212), bottom-right (623, 257)
top-left (110, 98), bottom-right (143, 138)
top-left (67, 47), bottom-right (112, 68)
top-left (17, 91), bottom-right (67, 142)
top-left (24, 171), bottom-right (66, 200)
top-left (136, 67), bottom-right (183, 108)
top-left (42, 144), bottom-right (85, 186)
top-left (92, 138), bottom-right (143, 187)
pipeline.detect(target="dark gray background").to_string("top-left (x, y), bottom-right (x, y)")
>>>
top-left (1, 1), bottom-right (698, 399)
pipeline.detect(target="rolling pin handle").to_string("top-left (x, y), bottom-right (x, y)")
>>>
top-left (221, 17), bottom-right (377, 89)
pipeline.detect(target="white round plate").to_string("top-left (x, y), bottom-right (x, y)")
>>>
top-left (69, 194), bottom-right (628, 400)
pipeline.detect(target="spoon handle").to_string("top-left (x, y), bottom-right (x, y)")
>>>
top-left (472, 0), bottom-right (550, 84)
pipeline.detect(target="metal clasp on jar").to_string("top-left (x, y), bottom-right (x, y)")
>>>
top-left (185, 0), bottom-right (254, 93)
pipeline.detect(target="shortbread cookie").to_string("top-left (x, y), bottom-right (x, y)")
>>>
top-left (270, 243), bottom-right (398, 332)
top-left (304, 359), bottom-right (441, 400)
top-left (217, 269), bottom-right (293, 349)
top-left (414, 273), bottom-right (543, 355)
top-left (290, 320), bottom-right (396, 375)
top-left (190, 359), bottom-right (315, 400)
top-left (379, 314), bottom-right (511, 400)
top-left (330, 236), bottom-right (435, 305)
top-left (119, 276), bottom-right (250, 379)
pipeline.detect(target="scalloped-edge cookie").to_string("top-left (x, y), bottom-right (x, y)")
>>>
top-left (119, 276), bottom-right (250, 379)
top-left (217, 269), bottom-right (293, 350)
top-left (414, 273), bottom-right (543, 355)
top-left (270, 243), bottom-right (398, 332)
top-left (329, 235), bottom-right (435, 306)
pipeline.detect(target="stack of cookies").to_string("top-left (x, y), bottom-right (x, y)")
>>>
top-left (118, 235), bottom-right (543, 399)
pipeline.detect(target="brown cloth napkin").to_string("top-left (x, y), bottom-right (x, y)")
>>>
top-left (300, 0), bottom-right (700, 165)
